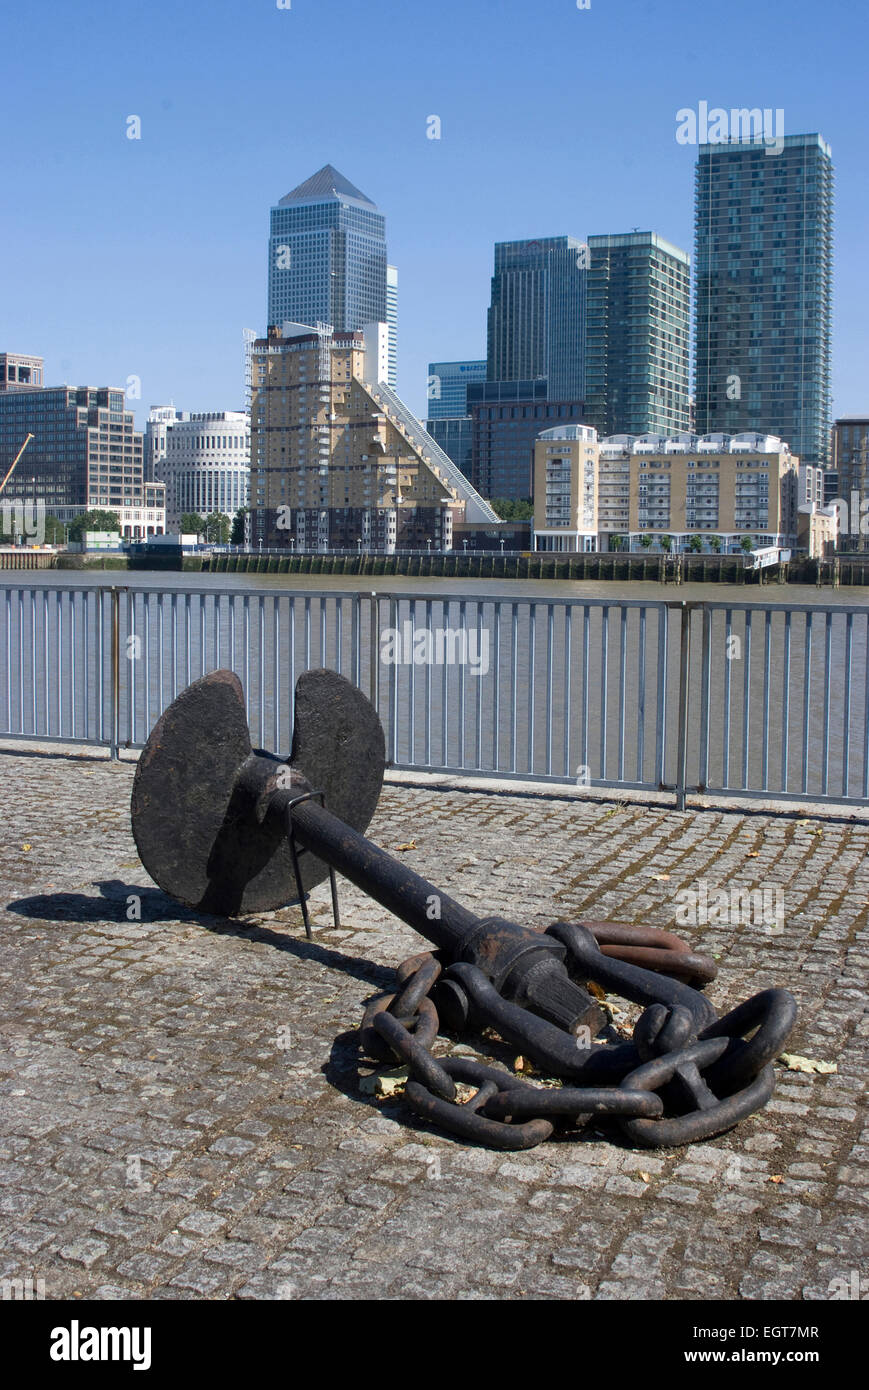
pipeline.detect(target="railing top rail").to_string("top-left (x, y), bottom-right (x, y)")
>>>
top-left (2, 579), bottom-right (869, 619)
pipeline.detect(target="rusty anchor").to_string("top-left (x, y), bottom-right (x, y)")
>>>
top-left (130, 668), bottom-right (798, 1151)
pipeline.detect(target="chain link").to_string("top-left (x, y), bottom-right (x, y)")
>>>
top-left (356, 924), bottom-right (795, 1151)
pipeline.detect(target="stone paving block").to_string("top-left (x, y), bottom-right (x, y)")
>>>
top-left (1, 750), bottom-right (867, 1299)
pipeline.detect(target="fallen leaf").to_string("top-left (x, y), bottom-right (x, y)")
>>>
top-left (21, 844), bottom-right (31, 852)
top-left (395, 840), bottom-right (417, 852)
top-left (654, 873), bottom-right (670, 882)
top-left (639, 1171), bottom-right (651, 1183)
top-left (587, 981), bottom-right (607, 1001)
top-left (768, 1174), bottom-right (784, 1184)
top-left (359, 1066), bottom-right (408, 1097)
top-left (514, 1055), bottom-right (536, 1074)
top-left (778, 1053), bottom-right (837, 1075)
top-left (747, 851), bottom-right (760, 858)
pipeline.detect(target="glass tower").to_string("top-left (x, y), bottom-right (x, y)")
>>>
top-left (267, 165), bottom-right (388, 342)
top-left (694, 134), bottom-right (833, 466)
top-left (585, 232), bottom-right (691, 439)
top-left (486, 237), bottom-right (587, 401)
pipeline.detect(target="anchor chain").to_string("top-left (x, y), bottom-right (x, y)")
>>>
top-left (358, 923), bottom-right (797, 1151)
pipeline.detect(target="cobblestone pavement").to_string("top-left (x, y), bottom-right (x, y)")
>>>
top-left (0, 748), bottom-right (866, 1301)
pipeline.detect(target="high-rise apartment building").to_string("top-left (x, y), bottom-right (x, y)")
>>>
top-left (249, 322), bottom-right (496, 552)
top-left (694, 133), bottom-right (833, 466)
top-left (585, 232), bottom-right (691, 439)
top-left (486, 237), bottom-right (587, 401)
top-left (267, 165), bottom-right (389, 365)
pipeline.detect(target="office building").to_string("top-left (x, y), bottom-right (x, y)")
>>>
top-left (425, 360), bottom-right (487, 484)
top-left (147, 409), bottom-right (250, 529)
top-left (694, 133), bottom-right (834, 467)
top-left (0, 383), bottom-right (164, 537)
top-left (145, 405), bottom-right (183, 482)
top-left (249, 321), bottom-right (497, 551)
top-left (426, 360), bottom-right (488, 420)
top-left (267, 165), bottom-right (389, 355)
top-left (0, 352), bottom-right (44, 392)
top-left (585, 232), bottom-right (691, 439)
top-left (831, 417), bottom-right (869, 548)
top-left (470, 379), bottom-right (587, 499)
top-left (486, 237), bottom-right (587, 401)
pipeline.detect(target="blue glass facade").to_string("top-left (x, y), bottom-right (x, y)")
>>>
top-left (426, 360), bottom-right (487, 420)
top-left (486, 237), bottom-right (587, 402)
top-left (267, 165), bottom-right (388, 336)
top-left (585, 232), bottom-right (691, 439)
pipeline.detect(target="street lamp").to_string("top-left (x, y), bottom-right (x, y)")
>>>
top-left (499, 538), bottom-right (505, 553)
top-left (462, 539), bottom-right (468, 553)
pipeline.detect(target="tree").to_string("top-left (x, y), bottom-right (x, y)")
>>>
top-left (180, 513), bottom-right (206, 537)
top-left (489, 497), bottom-right (534, 521)
top-left (67, 510), bottom-right (121, 542)
top-left (660, 535), bottom-right (673, 553)
top-left (687, 534), bottom-right (703, 553)
top-left (639, 533), bottom-right (653, 549)
top-left (740, 534), bottom-right (755, 553)
top-left (230, 507), bottom-right (248, 546)
top-left (709, 534), bottom-right (722, 553)
top-left (609, 534), bottom-right (624, 552)
top-left (43, 514), bottom-right (66, 545)
top-left (203, 512), bottom-right (231, 544)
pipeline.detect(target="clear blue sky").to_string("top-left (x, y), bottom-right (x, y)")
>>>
top-left (1, 0), bottom-right (865, 427)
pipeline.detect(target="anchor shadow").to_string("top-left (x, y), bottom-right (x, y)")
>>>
top-left (4, 878), bottom-right (394, 992)
top-left (8, 881), bottom-right (641, 1150)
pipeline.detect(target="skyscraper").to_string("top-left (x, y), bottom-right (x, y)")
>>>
top-left (267, 164), bottom-right (388, 346)
top-left (386, 265), bottom-right (398, 390)
top-left (584, 232), bottom-right (691, 439)
top-left (486, 236), bottom-right (587, 401)
top-left (694, 133), bottom-right (833, 466)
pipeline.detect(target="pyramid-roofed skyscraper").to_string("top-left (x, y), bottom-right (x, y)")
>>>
top-left (268, 164), bottom-right (393, 384)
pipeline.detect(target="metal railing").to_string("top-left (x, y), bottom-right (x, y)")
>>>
top-left (1, 581), bottom-right (867, 809)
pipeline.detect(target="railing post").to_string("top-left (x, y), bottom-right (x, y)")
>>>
top-left (110, 586), bottom-right (121, 760)
top-left (368, 591), bottom-right (379, 710)
top-left (674, 602), bottom-right (691, 810)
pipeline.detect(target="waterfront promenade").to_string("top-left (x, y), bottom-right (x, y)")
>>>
top-left (1, 745), bottom-right (866, 1300)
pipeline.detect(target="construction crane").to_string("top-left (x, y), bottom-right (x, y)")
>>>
top-left (0, 433), bottom-right (35, 498)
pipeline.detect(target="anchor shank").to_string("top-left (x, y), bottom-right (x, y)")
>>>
top-left (282, 797), bottom-right (599, 1035)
